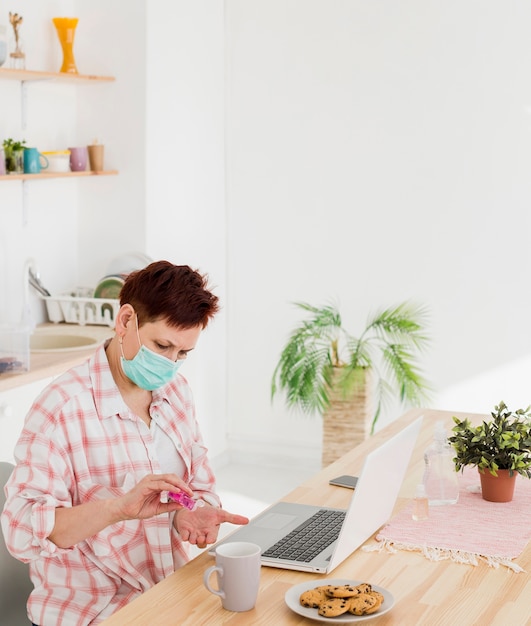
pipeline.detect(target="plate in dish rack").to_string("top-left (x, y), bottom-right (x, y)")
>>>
top-left (106, 252), bottom-right (153, 276)
top-left (284, 578), bottom-right (394, 623)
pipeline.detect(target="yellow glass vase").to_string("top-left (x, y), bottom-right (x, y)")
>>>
top-left (52, 17), bottom-right (79, 74)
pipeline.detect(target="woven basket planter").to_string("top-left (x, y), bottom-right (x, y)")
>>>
top-left (321, 368), bottom-right (372, 467)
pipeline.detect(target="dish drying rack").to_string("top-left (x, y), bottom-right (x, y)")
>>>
top-left (25, 262), bottom-right (119, 327)
top-left (41, 294), bottom-right (120, 327)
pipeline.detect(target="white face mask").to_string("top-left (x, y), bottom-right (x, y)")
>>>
top-left (120, 316), bottom-right (182, 390)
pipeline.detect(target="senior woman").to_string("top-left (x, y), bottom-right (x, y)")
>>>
top-left (1, 261), bottom-right (249, 626)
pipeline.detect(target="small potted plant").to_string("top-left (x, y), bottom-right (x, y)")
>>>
top-left (449, 401), bottom-right (531, 502)
top-left (3, 138), bottom-right (26, 173)
top-left (271, 300), bottom-right (431, 466)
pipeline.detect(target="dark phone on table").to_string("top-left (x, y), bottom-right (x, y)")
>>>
top-left (328, 475), bottom-right (358, 489)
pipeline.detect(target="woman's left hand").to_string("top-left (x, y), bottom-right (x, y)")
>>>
top-left (175, 505), bottom-right (249, 549)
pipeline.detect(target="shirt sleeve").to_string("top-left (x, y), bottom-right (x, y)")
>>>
top-left (188, 439), bottom-right (221, 508)
top-left (1, 390), bottom-right (76, 561)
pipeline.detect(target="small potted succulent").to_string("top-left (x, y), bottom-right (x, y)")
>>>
top-left (3, 138), bottom-right (26, 173)
top-left (449, 401), bottom-right (531, 502)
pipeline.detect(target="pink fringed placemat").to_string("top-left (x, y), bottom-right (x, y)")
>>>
top-left (364, 468), bottom-right (531, 572)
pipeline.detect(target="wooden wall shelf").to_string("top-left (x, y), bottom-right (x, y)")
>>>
top-left (1, 65), bottom-right (117, 224)
top-left (0, 67), bottom-right (115, 83)
top-left (0, 171), bottom-right (118, 182)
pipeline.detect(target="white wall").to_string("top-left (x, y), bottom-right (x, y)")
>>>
top-left (74, 0), bottom-right (148, 285)
top-left (0, 0), bottom-right (230, 459)
top-left (1, 1), bottom-right (79, 327)
top-left (145, 1), bottom-right (228, 458)
top-left (224, 1), bottom-right (531, 461)
top-left (3, 1), bottom-right (531, 470)
top-left (0, 0), bottom-right (143, 322)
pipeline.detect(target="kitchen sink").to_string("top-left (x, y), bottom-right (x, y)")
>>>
top-left (30, 331), bottom-right (101, 353)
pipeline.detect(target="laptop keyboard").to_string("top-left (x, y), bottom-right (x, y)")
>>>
top-left (262, 509), bottom-right (346, 563)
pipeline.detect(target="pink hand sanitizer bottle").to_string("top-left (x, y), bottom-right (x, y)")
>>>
top-left (168, 492), bottom-right (204, 511)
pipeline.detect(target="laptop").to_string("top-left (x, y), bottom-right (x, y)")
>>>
top-left (211, 416), bottom-right (423, 573)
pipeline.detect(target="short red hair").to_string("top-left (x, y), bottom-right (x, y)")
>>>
top-left (119, 261), bottom-right (220, 329)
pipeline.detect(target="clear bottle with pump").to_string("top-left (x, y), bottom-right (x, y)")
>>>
top-left (423, 421), bottom-right (460, 505)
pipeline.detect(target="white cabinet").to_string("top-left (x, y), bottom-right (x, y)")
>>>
top-left (0, 377), bottom-right (53, 463)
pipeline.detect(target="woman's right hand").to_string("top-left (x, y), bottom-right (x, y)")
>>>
top-left (50, 473), bottom-right (193, 549)
top-left (115, 473), bottom-right (194, 521)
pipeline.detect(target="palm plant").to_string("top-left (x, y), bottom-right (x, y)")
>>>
top-left (271, 300), bottom-right (431, 434)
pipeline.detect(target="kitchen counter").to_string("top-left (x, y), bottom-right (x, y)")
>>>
top-left (0, 323), bottom-right (114, 392)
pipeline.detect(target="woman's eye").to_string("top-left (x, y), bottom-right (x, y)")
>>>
top-left (155, 342), bottom-right (170, 351)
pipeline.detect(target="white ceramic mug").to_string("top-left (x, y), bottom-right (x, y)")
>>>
top-left (203, 542), bottom-right (261, 612)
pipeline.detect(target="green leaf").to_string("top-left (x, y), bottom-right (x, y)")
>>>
top-left (271, 300), bottom-right (432, 430)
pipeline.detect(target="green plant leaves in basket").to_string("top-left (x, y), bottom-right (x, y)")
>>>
top-left (271, 300), bottom-right (432, 434)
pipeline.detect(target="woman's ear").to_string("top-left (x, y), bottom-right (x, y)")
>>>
top-left (115, 304), bottom-right (135, 336)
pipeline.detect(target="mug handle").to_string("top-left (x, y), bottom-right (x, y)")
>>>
top-left (39, 154), bottom-right (49, 170)
top-left (203, 565), bottom-right (225, 599)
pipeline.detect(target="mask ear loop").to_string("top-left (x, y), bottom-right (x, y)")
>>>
top-left (119, 310), bottom-right (142, 360)
top-left (134, 313), bottom-right (142, 346)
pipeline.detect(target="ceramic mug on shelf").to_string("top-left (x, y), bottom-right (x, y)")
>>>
top-left (68, 146), bottom-right (88, 172)
top-left (43, 150), bottom-right (71, 173)
top-left (203, 542), bottom-right (261, 612)
top-left (87, 143), bottom-right (104, 171)
top-left (23, 147), bottom-right (49, 174)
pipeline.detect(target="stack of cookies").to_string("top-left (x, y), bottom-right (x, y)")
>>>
top-left (299, 582), bottom-right (384, 618)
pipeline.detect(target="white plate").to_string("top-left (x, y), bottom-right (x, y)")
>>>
top-left (106, 252), bottom-right (153, 276)
top-left (285, 578), bottom-right (394, 623)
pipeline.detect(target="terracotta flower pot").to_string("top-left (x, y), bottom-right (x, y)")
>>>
top-left (479, 468), bottom-right (517, 502)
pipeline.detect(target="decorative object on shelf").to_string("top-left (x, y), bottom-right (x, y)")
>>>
top-left (68, 146), bottom-right (88, 172)
top-left (271, 301), bottom-right (431, 467)
top-left (8, 12), bottom-right (25, 69)
top-left (87, 140), bottom-right (104, 171)
top-left (449, 401), bottom-right (531, 502)
top-left (0, 147), bottom-right (6, 175)
top-left (3, 138), bottom-right (27, 174)
top-left (23, 147), bottom-right (49, 174)
top-left (42, 150), bottom-right (71, 173)
top-left (0, 25), bottom-right (7, 67)
top-left (52, 17), bottom-right (79, 74)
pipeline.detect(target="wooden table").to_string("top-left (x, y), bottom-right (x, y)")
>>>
top-left (101, 409), bottom-right (531, 626)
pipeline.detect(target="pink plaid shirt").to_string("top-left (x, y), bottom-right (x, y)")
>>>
top-left (1, 342), bottom-right (220, 625)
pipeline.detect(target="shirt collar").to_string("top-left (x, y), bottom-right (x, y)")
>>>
top-left (89, 341), bottom-right (129, 419)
